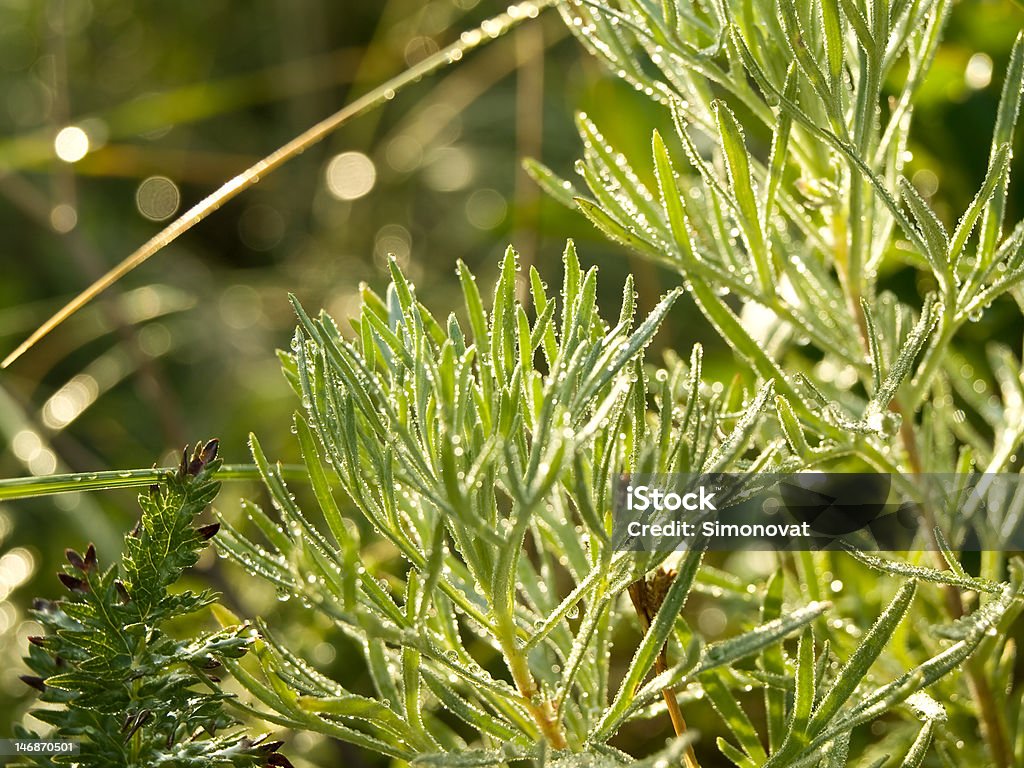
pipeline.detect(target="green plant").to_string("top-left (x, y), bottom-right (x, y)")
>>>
top-left (215, 245), bottom-right (727, 764)
top-left (213, 0), bottom-right (1024, 762)
top-left (524, 0), bottom-right (1024, 764)
top-left (14, 440), bottom-right (290, 767)
top-left (211, 241), bottom-right (1020, 767)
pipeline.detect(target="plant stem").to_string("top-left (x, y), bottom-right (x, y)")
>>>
top-left (0, 463), bottom-right (308, 501)
top-left (502, 625), bottom-right (568, 750)
top-left (628, 576), bottom-right (700, 768)
top-left (655, 649), bottom-right (698, 768)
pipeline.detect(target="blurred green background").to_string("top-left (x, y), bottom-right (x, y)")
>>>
top-left (0, 0), bottom-right (1021, 765)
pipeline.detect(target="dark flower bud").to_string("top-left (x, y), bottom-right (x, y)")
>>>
top-left (58, 573), bottom-right (89, 593)
top-left (84, 543), bottom-right (97, 571)
top-left (184, 438), bottom-right (220, 476)
top-left (27, 635), bottom-right (45, 647)
top-left (20, 675), bottom-right (45, 692)
top-left (65, 549), bottom-right (86, 570)
top-left (266, 754), bottom-right (294, 767)
top-left (122, 709), bottom-right (152, 740)
top-left (114, 580), bottom-right (131, 604)
top-left (199, 438), bottom-right (219, 464)
top-left (196, 522), bottom-right (220, 541)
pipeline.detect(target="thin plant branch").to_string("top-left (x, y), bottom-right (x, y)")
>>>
top-left (629, 572), bottom-right (701, 768)
top-left (0, 463), bottom-right (308, 501)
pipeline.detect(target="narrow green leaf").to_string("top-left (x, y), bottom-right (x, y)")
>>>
top-left (762, 569), bottom-right (787, 753)
top-left (837, 0), bottom-right (874, 48)
top-left (934, 527), bottom-right (970, 580)
top-left (860, 297), bottom-right (884, 394)
top-left (820, 2), bottom-right (844, 92)
top-left (298, 692), bottom-right (414, 739)
top-left (866, 296), bottom-right (937, 418)
top-left (717, 736), bottom-right (758, 768)
top-left (529, 266), bottom-right (559, 365)
top-left (576, 287), bottom-right (682, 404)
top-left (387, 256), bottom-right (417, 317)
top-left (575, 197), bottom-right (661, 258)
top-left (821, 731), bottom-right (852, 768)
top-left (420, 668), bottom-right (520, 743)
top-left (703, 380), bottom-right (775, 472)
top-left (806, 581), bottom-right (917, 736)
top-left (978, 31), bottom-right (1024, 265)
top-left (950, 142), bottom-right (1012, 269)
top-left (872, 0), bottom-right (890, 53)
top-left (491, 246), bottom-right (518, 383)
top-left (764, 67), bottom-right (797, 232)
top-left (523, 157), bottom-right (578, 208)
top-left (776, 394), bottom-right (812, 458)
top-left (704, 671), bottom-right (769, 763)
top-left (457, 260), bottom-right (489, 356)
top-left (778, 1), bottom-right (839, 119)
top-left (807, 587), bottom-right (1017, 756)
top-left (294, 418), bottom-right (357, 610)
top-left (899, 177), bottom-right (951, 290)
top-left (713, 101), bottom-right (773, 297)
top-left (900, 720), bottom-right (936, 768)
top-left (661, 0), bottom-right (678, 35)
top-left (412, 748), bottom-right (517, 767)
top-left (560, 239), bottom-right (582, 346)
top-left (365, 638), bottom-right (402, 710)
top-left (843, 547), bottom-right (1003, 593)
top-left (652, 128), bottom-right (693, 260)
top-left (697, 601), bottom-right (830, 675)
top-left (782, 628), bottom-right (815, 747)
top-left (402, 647), bottom-right (436, 750)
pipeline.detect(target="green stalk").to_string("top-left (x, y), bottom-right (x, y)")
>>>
top-left (0, 463), bottom-right (307, 501)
